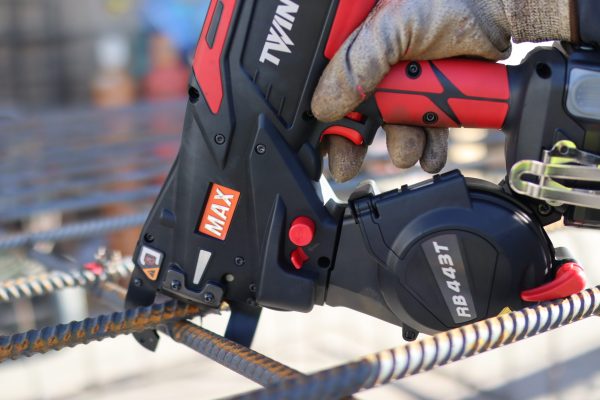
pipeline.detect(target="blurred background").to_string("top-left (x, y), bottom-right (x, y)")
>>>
top-left (1, 1), bottom-right (600, 399)
top-left (0, 0), bottom-right (207, 111)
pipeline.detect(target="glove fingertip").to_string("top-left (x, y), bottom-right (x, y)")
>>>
top-left (385, 125), bottom-right (426, 169)
top-left (419, 158), bottom-right (446, 174)
top-left (327, 135), bottom-right (367, 183)
top-left (420, 128), bottom-right (449, 174)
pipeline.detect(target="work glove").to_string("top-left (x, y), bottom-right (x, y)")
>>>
top-left (312, 0), bottom-right (575, 182)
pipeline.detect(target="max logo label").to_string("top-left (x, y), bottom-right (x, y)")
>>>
top-left (199, 184), bottom-right (240, 240)
top-left (259, 0), bottom-right (299, 66)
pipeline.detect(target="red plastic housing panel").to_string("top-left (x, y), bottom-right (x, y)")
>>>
top-left (193, 0), bottom-right (236, 114)
top-left (433, 59), bottom-right (509, 100)
top-left (448, 99), bottom-right (509, 129)
top-left (375, 60), bottom-right (510, 129)
top-left (324, 0), bottom-right (376, 59)
top-left (375, 93), bottom-right (459, 128)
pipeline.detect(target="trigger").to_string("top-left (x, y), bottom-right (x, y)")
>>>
top-left (320, 126), bottom-right (364, 145)
top-left (320, 112), bottom-right (366, 145)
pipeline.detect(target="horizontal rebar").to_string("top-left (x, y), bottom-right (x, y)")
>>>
top-left (236, 286), bottom-right (600, 400)
top-left (0, 300), bottom-right (201, 362)
top-left (0, 213), bottom-right (148, 250)
top-left (93, 283), bottom-right (304, 387)
top-left (2, 166), bottom-right (167, 204)
top-left (0, 260), bottom-right (132, 302)
top-left (168, 320), bottom-right (304, 386)
top-left (0, 186), bottom-right (159, 223)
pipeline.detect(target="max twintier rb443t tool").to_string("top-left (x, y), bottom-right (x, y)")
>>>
top-left (126, 0), bottom-right (600, 348)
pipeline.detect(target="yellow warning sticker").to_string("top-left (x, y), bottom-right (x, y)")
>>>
top-left (498, 307), bottom-right (512, 316)
top-left (142, 267), bottom-right (160, 281)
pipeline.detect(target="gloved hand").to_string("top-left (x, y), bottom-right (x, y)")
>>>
top-left (312, 0), bottom-right (575, 182)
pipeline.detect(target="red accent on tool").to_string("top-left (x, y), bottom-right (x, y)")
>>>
top-left (375, 93), bottom-right (459, 128)
top-left (448, 99), bottom-right (509, 129)
top-left (374, 59), bottom-right (510, 129)
top-left (321, 126), bottom-right (364, 146)
top-left (290, 247), bottom-right (309, 270)
top-left (289, 216), bottom-right (316, 247)
top-left (346, 112), bottom-right (365, 122)
top-left (324, 0), bottom-right (376, 59)
top-left (521, 262), bottom-right (587, 302)
top-left (378, 62), bottom-right (444, 94)
top-left (192, 0), bottom-right (236, 114)
top-left (432, 59), bottom-right (509, 100)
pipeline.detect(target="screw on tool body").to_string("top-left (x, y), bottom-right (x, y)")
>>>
top-left (406, 62), bottom-right (421, 78)
top-left (235, 257), bottom-right (246, 266)
top-left (215, 134), bottom-right (226, 145)
top-left (203, 292), bottom-right (215, 303)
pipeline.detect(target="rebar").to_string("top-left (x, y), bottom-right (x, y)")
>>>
top-left (236, 286), bottom-right (600, 400)
top-left (3, 166), bottom-right (167, 204)
top-left (0, 260), bottom-right (132, 302)
top-left (0, 300), bottom-right (201, 362)
top-left (92, 282), bottom-right (129, 311)
top-left (0, 186), bottom-right (159, 223)
top-left (0, 213), bottom-right (148, 250)
top-left (93, 283), bottom-right (304, 387)
top-left (168, 320), bottom-right (304, 386)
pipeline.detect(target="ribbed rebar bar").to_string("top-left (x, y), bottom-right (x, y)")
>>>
top-left (92, 282), bottom-right (129, 311)
top-left (0, 213), bottom-right (148, 250)
top-left (92, 283), bottom-right (304, 387)
top-left (0, 300), bottom-right (201, 362)
top-left (168, 320), bottom-right (303, 386)
top-left (235, 286), bottom-right (600, 400)
top-left (0, 261), bottom-right (132, 303)
top-left (0, 186), bottom-right (159, 223)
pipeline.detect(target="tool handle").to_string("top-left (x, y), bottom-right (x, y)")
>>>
top-left (375, 60), bottom-right (510, 129)
top-left (321, 0), bottom-right (512, 148)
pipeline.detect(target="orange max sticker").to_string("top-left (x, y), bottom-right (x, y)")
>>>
top-left (199, 184), bottom-right (240, 240)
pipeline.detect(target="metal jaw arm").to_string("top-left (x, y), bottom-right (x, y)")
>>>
top-left (510, 140), bottom-right (600, 209)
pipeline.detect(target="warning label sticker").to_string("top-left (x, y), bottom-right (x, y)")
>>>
top-left (138, 245), bottom-right (163, 281)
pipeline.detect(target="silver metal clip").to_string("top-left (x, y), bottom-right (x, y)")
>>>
top-left (509, 140), bottom-right (600, 209)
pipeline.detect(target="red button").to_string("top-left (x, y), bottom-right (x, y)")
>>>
top-left (290, 247), bottom-right (309, 270)
top-left (289, 216), bottom-right (315, 247)
top-left (521, 262), bottom-right (587, 302)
